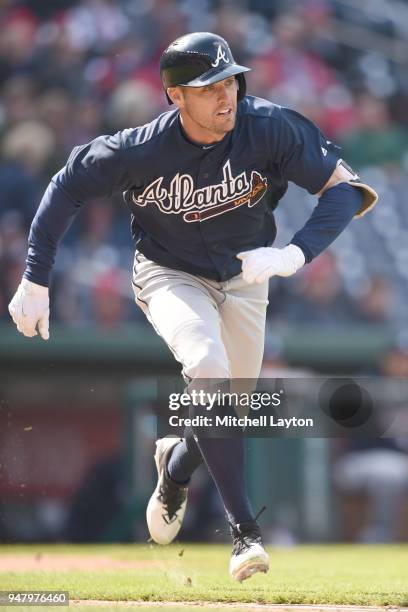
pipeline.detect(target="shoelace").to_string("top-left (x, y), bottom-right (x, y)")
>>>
top-left (230, 506), bottom-right (266, 556)
top-left (231, 523), bottom-right (263, 555)
top-left (158, 476), bottom-right (186, 522)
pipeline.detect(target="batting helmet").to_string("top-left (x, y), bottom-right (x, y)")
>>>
top-left (160, 32), bottom-right (250, 105)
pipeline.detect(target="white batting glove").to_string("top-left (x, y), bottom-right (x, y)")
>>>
top-left (237, 244), bottom-right (305, 284)
top-left (8, 278), bottom-right (50, 340)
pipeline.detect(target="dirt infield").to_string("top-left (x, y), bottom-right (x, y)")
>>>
top-left (71, 602), bottom-right (407, 611)
top-left (0, 554), bottom-right (160, 572)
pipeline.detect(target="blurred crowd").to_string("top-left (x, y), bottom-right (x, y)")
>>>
top-left (1, 0), bottom-right (408, 334)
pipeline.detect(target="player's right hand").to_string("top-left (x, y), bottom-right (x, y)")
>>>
top-left (8, 278), bottom-right (50, 340)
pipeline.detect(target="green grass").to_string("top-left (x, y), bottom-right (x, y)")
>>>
top-left (0, 543), bottom-right (407, 607)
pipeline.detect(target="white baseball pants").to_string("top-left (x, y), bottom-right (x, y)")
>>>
top-left (132, 252), bottom-right (269, 382)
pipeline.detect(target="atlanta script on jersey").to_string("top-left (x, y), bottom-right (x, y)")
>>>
top-left (132, 160), bottom-right (268, 223)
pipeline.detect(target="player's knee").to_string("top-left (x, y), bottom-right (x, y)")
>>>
top-left (189, 344), bottom-right (230, 379)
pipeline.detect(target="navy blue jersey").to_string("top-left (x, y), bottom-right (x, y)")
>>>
top-left (25, 96), bottom-right (341, 285)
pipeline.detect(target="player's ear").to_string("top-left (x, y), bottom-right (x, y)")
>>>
top-left (167, 86), bottom-right (184, 108)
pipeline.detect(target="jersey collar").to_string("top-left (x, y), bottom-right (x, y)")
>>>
top-left (177, 114), bottom-right (232, 152)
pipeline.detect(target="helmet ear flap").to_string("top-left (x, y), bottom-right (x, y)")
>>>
top-left (236, 73), bottom-right (246, 101)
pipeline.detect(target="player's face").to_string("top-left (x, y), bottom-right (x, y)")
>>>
top-left (169, 76), bottom-right (238, 144)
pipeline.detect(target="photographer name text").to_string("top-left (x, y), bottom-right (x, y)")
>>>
top-left (168, 415), bottom-right (314, 429)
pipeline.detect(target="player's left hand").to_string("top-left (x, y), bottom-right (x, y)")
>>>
top-left (237, 244), bottom-right (305, 284)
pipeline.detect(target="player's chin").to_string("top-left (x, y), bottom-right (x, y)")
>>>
top-left (215, 110), bottom-right (236, 130)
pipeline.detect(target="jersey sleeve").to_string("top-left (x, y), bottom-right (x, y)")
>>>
top-left (272, 107), bottom-right (341, 194)
top-left (58, 131), bottom-right (132, 200)
top-left (24, 132), bottom-right (133, 286)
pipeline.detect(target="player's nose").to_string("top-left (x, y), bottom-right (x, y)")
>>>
top-left (216, 84), bottom-right (232, 104)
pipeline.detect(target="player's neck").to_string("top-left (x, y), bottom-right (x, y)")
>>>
top-left (179, 113), bottom-right (227, 146)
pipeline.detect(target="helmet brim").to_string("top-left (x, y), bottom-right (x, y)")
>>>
top-left (180, 64), bottom-right (251, 88)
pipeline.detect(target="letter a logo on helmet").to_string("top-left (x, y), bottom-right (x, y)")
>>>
top-left (160, 32), bottom-right (250, 105)
top-left (211, 45), bottom-right (230, 68)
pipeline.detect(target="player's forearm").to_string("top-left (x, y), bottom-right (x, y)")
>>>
top-left (290, 183), bottom-right (363, 263)
top-left (23, 176), bottom-right (83, 287)
top-left (22, 133), bottom-right (128, 287)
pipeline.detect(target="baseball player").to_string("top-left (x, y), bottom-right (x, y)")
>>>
top-left (9, 32), bottom-right (378, 582)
